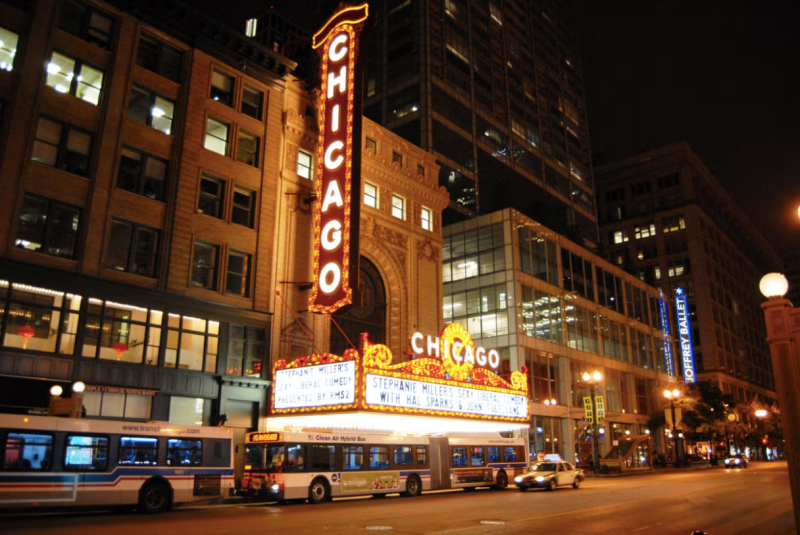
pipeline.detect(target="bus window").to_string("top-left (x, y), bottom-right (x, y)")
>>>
top-left (119, 436), bottom-right (158, 465)
top-left (503, 446), bottom-right (517, 462)
top-left (65, 435), bottom-right (109, 471)
top-left (416, 445), bottom-right (427, 466)
top-left (263, 444), bottom-right (285, 472)
top-left (452, 447), bottom-right (467, 467)
top-left (286, 444), bottom-right (305, 471)
top-left (488, 447), bottom-right (501, 463)
top-left (394, 445), bottom-right (412, 466)
top-left (167, 439), bottom-right (202, 466)
top-left (369, 446), bottom-right (389, 470)
top-left (310, 444), bottom-right (335, 471)
top-left (343, 446), bottom-right (363, 470)
top-left (245, 444), bottom-right (265, 470)
top-left (3, 432), bottom-right (53, 471)
top-left (470, 447), bottom-right (485, 467)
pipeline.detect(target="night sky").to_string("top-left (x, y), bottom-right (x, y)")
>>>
top-left (200, 0), bottom-right (800, 255)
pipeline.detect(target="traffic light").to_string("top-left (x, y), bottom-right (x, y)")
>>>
top-left (762, 437), bottom-right (768, 445)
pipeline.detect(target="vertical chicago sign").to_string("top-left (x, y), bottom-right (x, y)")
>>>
top-left (674, 287), bottom-right (696, 384)
top-left (309, 4), bottom-right (369, 314)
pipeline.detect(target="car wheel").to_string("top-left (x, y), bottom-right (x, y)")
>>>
top-left (572, 478), bottom-right (581, 489)
top-left (403, 475), bottom-right (422, 497)
top-left (138, 480), bottom-right (170, 514)
top-left (308, 478), bottom-right (330, 504)
top-left (494, 471), bottom-right (508, 490)
top-left (547, 478), bottom-right (557, 491)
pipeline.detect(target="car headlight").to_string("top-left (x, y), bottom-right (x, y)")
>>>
top-left (515, 476), bottom-right (523, 483)
top-left (734, 459), bottom-right (740, 464)
top-left (535, 476), bottom-right (545, 482)
top-left (724, 459), bottom-right (731, 464)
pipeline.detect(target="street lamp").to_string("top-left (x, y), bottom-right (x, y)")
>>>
top-left (759, 272), bottom-right (800, 531)
top-left (583, 371), bottom-right (602, 472)
top-left (664, 388), bottom-right (682, 467)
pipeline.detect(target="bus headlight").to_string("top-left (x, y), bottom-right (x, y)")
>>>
top-left (271, 483), bottom-right (280, 492)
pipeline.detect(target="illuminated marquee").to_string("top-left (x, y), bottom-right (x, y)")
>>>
top-left (309, 4), bottom-right (369, 314)
top-left (659, 298), bottom-right (675, 376)
top-left (271, 323), bottom-right (529, 423)
top-left (675, 287), bottom-right (696, 384)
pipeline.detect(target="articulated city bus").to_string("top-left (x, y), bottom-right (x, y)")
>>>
top-left (240, 430), bottom-right (527, 503)
top-left (0, 414), bottom-right (233, 513)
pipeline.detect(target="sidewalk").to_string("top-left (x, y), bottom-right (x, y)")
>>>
top-left (584, 459), bottom-right (777, 477)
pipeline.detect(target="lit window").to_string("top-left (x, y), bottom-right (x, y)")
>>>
top-left (241, 85), bottom-right (263, 119)
top-left (226, 250), bottom-right (251, 297)
top-left (128, 86), bottom-right (174, 135)
top-left (612, 230), bottom-right (629, 244)
top-left (392, 194), bottom-right (405, 220)
top-left (136, 33), bottom-right (182, 83)
top-left (226, 325), bottom-right (264, 377)
top-left (204, 117), bottom-right (229, 155)
top-left (421, 207), bottom-right (432, 231)
top-left (45, 52), bottom-right (104, 105)
top-left (31, 117), bottom-right (93, 176)
top-left (297, 150), bottom-right (313, 179)
top-left (191, 241), bottom-right (219, 290)
top-left (0, 27), bottom-right (20, 72)
top-left (232, 187), bottom-right (256, 228)
top-left (210, 70), bottom-right (234, 106)
top-left (364, 182), bottom-right (378, 208)
top-left (237, 130), bottom-right (260, 167)
top-left (198, 174), bottom-right (225, 219)
top-left (662, 216), bottom-right (686, 233)
top-left (634, 223), bottom-right (656, 240)
top-left (59, 0), bottom-right (114, 49)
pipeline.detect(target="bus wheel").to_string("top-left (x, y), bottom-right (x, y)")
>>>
top-left (139, 481), bottom-right (170, 514)
top-left (494, 471), bottom-right (508, 490)
top-left (403, 475), bottom-right (422, 497)
top-left (308, 478), bottom-right (330, 504)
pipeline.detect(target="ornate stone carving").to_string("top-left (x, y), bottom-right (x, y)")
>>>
top-left (417, 239), bottom-right (439, 263)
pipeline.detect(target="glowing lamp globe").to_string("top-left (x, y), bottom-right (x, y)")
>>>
top-left (72, 381), bottom-right (86, 393)
top-left (759, 273), bottom-right (788, 299)
top-left (50, 385), bottom-right (63, 397)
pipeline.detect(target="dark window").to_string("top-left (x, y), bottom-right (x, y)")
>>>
top-left (210, 70), bottom-right (234, 106)
top-left (232, 186), bottom-right (256, 228)
top-left (237, 130), bottom-right (260, 167)
top-left (392, 151), bottom-right (402, 166)
top-left (310, 444), bottom-right (336, 471)
top-left (15, 194), bottom-right (81, 259)
top-left (198, 174), bottom-right (225, 218)
top-left (118, 436), bottom-right (157, 466)
top-left (59, 0), bottom-right (114, 49)
top-left (166, 439), bottom-right (202, 466)
top-left (105, 219), bottom-right (159, 277)
top-left (365, 137), bottom-right (377, 152)
top-left (64, 435), bottom-right (108, 471)
top-left (2, 432), bottom-right (54, 471)
top-left (31, 117), bottom-right (92, 176)
top-left (137, 33), bottom-right (182, 83)
top-left (191, 241), bottom-right (219, 290)
top-left (226, 250), bottom-right (251, 297)
top-left (241, 86), bottom-right (263, 119)
top-left (226, 325), bottom-right (265, 377)
top-left (117, 147), bottom-right (167, 201)
top-left (128, 86), bottom-right (174, 135)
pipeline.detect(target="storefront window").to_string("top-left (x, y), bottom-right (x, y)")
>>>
top-left (226, 325), bottom-right (264, 377)
top-left (164, 315), bottom-right (218, 372)
top-left (1, 282), bottom-right (81, 355)
top-left (529, 416), bottom-right (562, 461)
top-left (82, 299), bottom-right (161, 364)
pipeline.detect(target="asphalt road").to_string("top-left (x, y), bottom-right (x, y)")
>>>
top-left (0, 461), bottom-right (795, 535)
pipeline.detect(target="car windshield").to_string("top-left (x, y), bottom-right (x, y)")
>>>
top-left (532, 462), bottom-right (557, 472)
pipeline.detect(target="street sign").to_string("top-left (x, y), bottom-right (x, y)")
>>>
top-left (595, 395), bottom-right (605, 420)
top-left (583, 396), bottom-right (594, 424)
top-left (665, 408), bottom-right (682, 427)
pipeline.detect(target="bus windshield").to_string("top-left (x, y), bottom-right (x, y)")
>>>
top-left (246, 443), bottom-right (286, 473)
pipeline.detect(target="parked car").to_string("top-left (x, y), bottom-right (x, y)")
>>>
top-left (723, 454), bottom-right (748, 468)
top-left (515, 461), bottom-right (584, 491)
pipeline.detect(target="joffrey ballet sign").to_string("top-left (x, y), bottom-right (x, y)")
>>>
top-left (309, 4), bottom-right (368, 314)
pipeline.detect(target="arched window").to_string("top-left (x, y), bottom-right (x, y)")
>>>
top-left (330, 257), bottom-right (386, 356)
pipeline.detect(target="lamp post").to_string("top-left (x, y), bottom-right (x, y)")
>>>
top-left (583, 371), bottom-right (602, 473)
top-left (664, 388), bottom-right (681, 467)
top-left (759, 272), bottom-right (799, 531)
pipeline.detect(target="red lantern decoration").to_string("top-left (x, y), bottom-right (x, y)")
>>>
top-left (113, 342), bottom-right (128, 361)
top-left (18, 325), bottom-right (35, 349)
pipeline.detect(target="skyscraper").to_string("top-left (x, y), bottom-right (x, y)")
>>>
top-left (348, 0), bottom-right (597, 247)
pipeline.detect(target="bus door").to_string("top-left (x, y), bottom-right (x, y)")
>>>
top-left (428, 437), bottom-right (450, 490)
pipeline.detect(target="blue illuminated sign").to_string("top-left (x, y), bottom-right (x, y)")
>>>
top-left (659, 298), bottom-right (674, 377)
top-left (674, 288), bottom-right (695, 384)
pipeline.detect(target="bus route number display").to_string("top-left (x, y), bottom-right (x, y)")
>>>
top-left (274, 361), bottom-right (357, 409)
